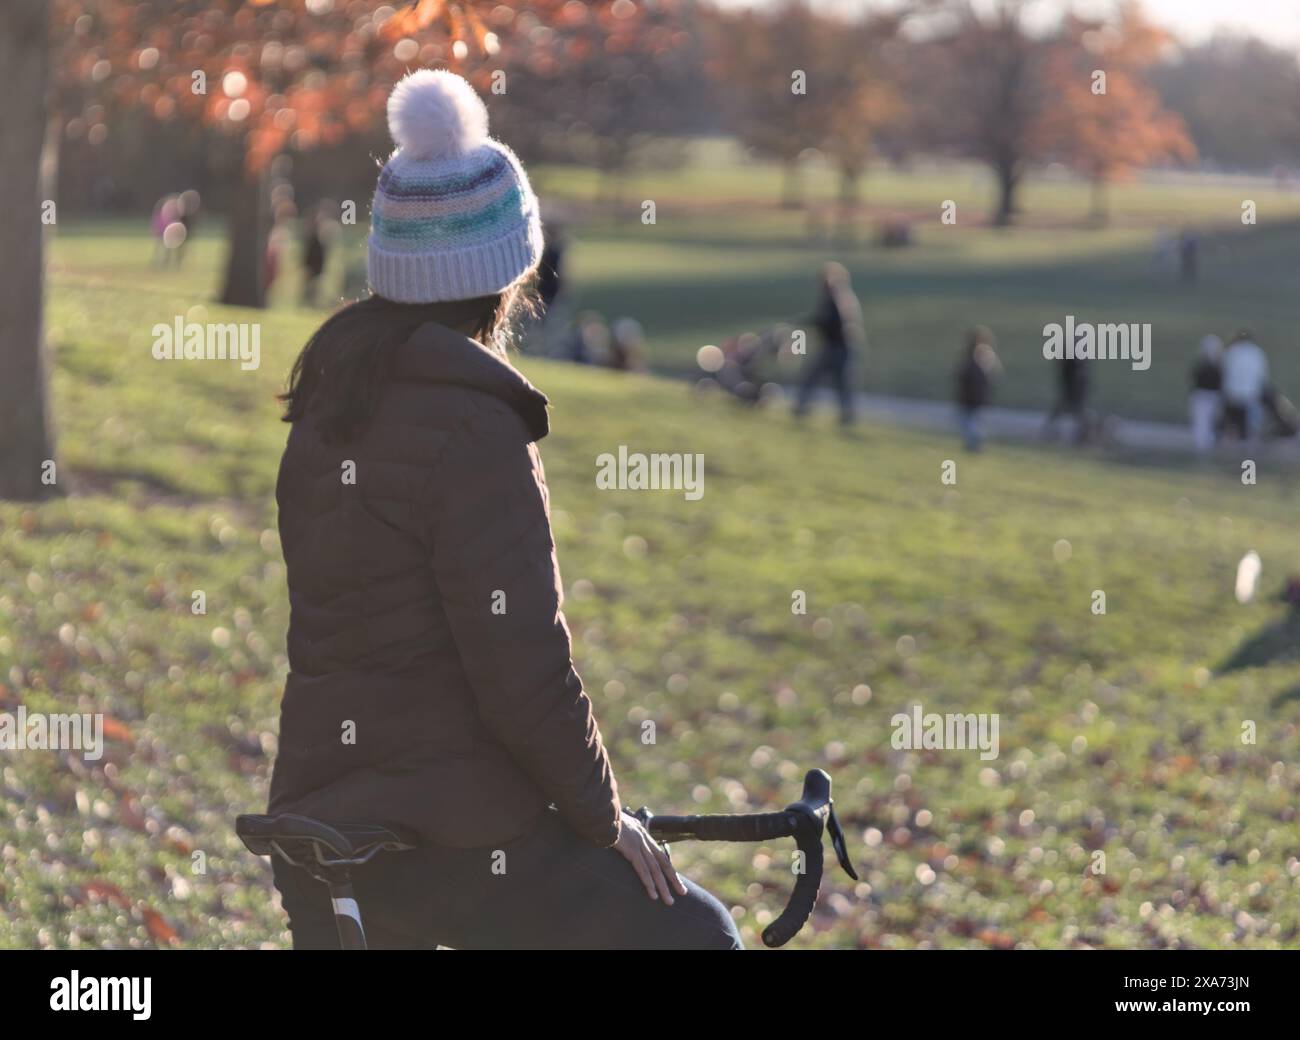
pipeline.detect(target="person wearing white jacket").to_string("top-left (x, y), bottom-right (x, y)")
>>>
top-left (1221, 330), bottom-right (1270, 439)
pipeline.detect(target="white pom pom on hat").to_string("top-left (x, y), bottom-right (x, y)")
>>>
top-left (386, 68), bottom-right (490, 161)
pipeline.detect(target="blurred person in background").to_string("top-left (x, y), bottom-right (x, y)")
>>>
top-left (793, 261), bottom-right (862, 427)
top-left (150, 194), bottom-right (181, 267)
top-left (264, 208), bottom-right (296, 299)
top-left (528, 222), bottom-right (570, 355)
top-left (559, 310), bottom-right (610, 366)
top-left (300, 204), bottom-right (329, 308)
top-left (953, 326), bottom-right (1001, 452)
top-left (1151, 227), bottom-right (1178, 277)
top-left (176, 189), bottom-right (201, 267)
top-left (608, 318), bottom-right (647, 372)
top-left (1221, 329), bottom-right (1270, 440)
top-left (1188, 334), bottom-right (1223, 454)
top-left (1043, 356), bottom-right (1091, 445)
top-left (537, 222), bottom-right (567, 318)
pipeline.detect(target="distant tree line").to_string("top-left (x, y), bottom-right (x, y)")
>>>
top-left (52, 0), bottom-right (1300, 234)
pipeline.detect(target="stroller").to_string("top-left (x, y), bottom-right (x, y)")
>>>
top-left (697, 326), bottom-right (785, 405)
top-left (1264, 384), bottom-right (1300, 438)
top-left (1225, 384), bottom-right (1300, 441)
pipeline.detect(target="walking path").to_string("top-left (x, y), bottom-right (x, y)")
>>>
top-left (796, 388), bottom-right (1300, 460)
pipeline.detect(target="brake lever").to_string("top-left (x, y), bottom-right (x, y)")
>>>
top-left (826, 802), bottom-right (859, 881)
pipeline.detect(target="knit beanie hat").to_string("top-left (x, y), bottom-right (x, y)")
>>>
top-left (367, 69), bottom-right (543, 304)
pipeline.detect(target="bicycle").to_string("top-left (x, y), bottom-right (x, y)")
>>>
top-left (235, 767), bottom-right (858, 950)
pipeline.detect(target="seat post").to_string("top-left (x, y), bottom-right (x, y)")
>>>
top-left (325, 870), bottom-right (367, 950)
top-left (235, 812), bottom-right (418, 950)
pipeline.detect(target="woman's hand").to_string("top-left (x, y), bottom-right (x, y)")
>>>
top-left (614, 811), bottom-right (689, 905)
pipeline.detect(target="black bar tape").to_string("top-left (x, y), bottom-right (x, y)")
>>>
top-left (647, 810), bottom-right (796, 843)
top-left (761, 831), bottom-right (824, 948)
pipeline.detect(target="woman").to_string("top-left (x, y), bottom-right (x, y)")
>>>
top-left (266, 70), bottom-right (741, 950)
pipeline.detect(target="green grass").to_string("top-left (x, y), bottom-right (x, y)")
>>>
top-left (3, 221), bottom-right (1300, 949)
top-left (537, 139), bottom-right (1300, 226)
top-left (57, 146), bottom-right (1300, 426)
top-left (556, 209), bottom-right (1300, 423)
top-left (533, 145), bottom-right (1300, 427)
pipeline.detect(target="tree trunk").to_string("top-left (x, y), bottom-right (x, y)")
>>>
top-left (219, 159), bottom-right (268, 308)
top-left (836, 165), bottom-right (861, 244)
top-left (838, 165), bottom-right (861, 210)
top-left (1088, 176), bottom-right (1109, 227)
top-left (779, 156), bottom-right (804, 209)
top-left (0, 0), bottom-right (60, 501)
top-left (599, 136), bottom-right (629, 216)
top-left (992, 162), bottom-right (1019, 227)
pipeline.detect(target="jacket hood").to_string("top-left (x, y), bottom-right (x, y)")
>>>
top-left (391, 320), bottom-right (550, 441)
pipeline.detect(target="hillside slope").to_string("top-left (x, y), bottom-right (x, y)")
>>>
top-left (1, 245), bottom-right (1298, 948)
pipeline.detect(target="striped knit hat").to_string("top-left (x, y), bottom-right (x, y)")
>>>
top-left (367, 69), bottom-right (543, 304)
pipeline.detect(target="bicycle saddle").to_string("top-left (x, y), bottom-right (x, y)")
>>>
top-left (236, 813), bottom-right (418, 868)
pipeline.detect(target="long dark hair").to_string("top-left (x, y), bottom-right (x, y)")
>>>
top-left (280, 286), bottom-right (529, 444)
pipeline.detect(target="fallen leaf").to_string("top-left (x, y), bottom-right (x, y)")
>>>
top-left (142, 907), bottom-right (179, 944)
top-left (84, 880), bottom-right (130, 908)
top-left (102, 716), bottom-right (135, 744)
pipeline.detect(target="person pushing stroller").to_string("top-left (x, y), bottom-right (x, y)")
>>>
top-left (793, 262), bottom-right (863, 427)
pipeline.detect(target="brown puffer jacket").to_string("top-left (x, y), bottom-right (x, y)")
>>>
top-left (267, 320), bottom-right (622, 850)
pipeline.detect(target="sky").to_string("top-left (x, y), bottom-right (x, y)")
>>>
top-left (722, 0), bottom-right (1300, 47)
top-left (1027, 0), bottom-right (1300, 45)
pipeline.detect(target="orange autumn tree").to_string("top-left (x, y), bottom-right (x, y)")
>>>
top-left (50, 0), bottom-right (621, 307)
top-left (1044, 2), bottom-right (1195, 224)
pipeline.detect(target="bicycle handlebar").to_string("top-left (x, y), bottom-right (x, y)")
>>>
top-left (630, 768), bottom-right (857, 948)
top-left (640, 809), bottom-right (798, 844)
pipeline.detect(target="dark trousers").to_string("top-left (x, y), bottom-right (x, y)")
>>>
top-left (957, 406), bottom-right (984, 451)
top-left (272, 808), bottom-right (743, 950)
top-left (794, 348), bottom-right (854, 424)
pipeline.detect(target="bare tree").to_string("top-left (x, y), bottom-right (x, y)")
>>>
top-left (706, 0), bottom-right (829, 208)
top-left (915, 0), bottom-right (1053, 226)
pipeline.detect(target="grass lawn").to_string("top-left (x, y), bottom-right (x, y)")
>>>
top-left (542, 154), bottom-right (1300, 425)
top-left (2, 223), bottom-right (1299, 949)
top-left (54, 147), bottom-right (1300, 426)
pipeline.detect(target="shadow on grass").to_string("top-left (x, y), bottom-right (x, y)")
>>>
top-left (1217, 611), bottom-right (1300, 675)
top-left (70, 464), bottom-right (194, 501)
top-left (1271, 684), bottom-right (1300, 710)
top-left (572, 218), bottom-right (1300, 425)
